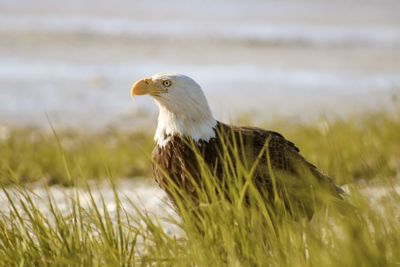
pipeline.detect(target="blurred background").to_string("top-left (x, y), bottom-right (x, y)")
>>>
top-left (1, 0), bottom-right (399, 130)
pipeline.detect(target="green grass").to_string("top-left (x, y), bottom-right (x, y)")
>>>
top-left (0, 128), bottom-right (154, 185)
top-left (0, 111), bottom-right (399, 266)
top-left (1, 178), bottom-right (399, 266)
top-left (1, 111), bottom-right (399, 186)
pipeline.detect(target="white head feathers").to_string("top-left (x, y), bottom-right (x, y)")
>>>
top-left (132, 73), bottom-right (217, 147)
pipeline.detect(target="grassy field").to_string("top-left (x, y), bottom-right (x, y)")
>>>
top-left (0, 128), bottom-right (154, 185)
top-left (1, 111), bottom-right (399, 186)
top-left (0, 111), bottom-right (399, 266)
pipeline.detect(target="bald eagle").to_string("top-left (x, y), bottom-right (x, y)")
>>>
top-left (131, 73), bottom-right (342, 218)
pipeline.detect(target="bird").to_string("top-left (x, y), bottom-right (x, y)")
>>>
top-left (131, 72), bottom-right (343, 218)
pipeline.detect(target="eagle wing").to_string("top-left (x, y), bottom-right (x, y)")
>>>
top-left (216, 122), bottom-right (342, 198)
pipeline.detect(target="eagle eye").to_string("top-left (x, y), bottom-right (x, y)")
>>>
top-left (162, 80), bottom-right (172, 87)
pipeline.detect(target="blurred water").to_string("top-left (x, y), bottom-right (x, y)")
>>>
top-left (0, 0), bottom-right (399, 129)
top-left (2, 14), bottom-right (400, 47)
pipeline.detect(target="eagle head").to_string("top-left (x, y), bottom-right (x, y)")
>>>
top-left (131, 73), bottom-right (217, 146)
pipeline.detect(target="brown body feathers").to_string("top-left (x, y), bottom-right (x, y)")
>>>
top-left (152, 121), bottom-right (342, 217)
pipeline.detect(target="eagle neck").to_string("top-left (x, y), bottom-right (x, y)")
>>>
top-left (155, 104), bottom-right (217, 147)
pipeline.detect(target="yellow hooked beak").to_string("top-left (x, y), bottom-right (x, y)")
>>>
top-left (131, 78), bottom-right (166, 97)
top-left (131, 78), bottom-right (151, 96)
